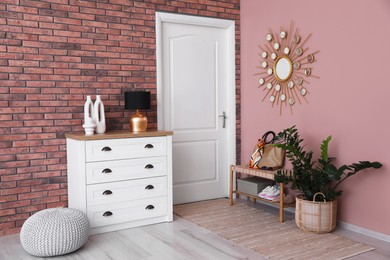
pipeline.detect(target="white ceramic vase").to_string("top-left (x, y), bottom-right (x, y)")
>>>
top-left (83, 96), bottom-right (95, 135)
top-left (82, 117), bottom-right (96, 136)
top-left (93, 95), bottom-right (106, 134)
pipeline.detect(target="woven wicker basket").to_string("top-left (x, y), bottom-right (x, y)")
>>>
top-left (295, 192), bottom-right (337, 234)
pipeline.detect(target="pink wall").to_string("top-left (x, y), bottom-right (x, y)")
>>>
top-left (241, 0), bottom-right (390, 235)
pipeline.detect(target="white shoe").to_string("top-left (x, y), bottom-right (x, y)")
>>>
top-left (258, 186), bottom-right (273, 198)
top-left (264, 186), bottom-right (280, 200)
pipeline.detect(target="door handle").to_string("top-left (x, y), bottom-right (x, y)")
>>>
top-left (218, 111), bottom-right (227, 128)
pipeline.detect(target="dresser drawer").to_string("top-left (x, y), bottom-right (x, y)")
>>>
top-left (85, 137), bottom-right (166, 162)
top-left (86, 157), bottom-right (167, 184)
top-left (86, 176), bottom-right (167, 206)
top-left (87, 196), bottom-right (168, 228)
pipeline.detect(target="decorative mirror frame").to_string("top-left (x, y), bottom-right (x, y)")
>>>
top-left (256, 21), bottom-right (320, 115)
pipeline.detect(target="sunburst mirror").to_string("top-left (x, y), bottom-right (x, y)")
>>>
top-left (256, 21), bottom-right (319, 115)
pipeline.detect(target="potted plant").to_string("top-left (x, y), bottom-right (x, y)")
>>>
top-left (274, 126), bottom-right (382, 233)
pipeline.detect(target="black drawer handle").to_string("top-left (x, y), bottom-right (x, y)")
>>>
top-left (102, 168), bottom-right (112, 174)
top-left (103, 211), bottom-right (113, 217)
top-left (144, 144), bottom-right (154, 149)
top-left (145, 164), bottom-right (154, 169)
top-left (102, 190), bottom-right (113, 195)
top-left (145, 205), bottom-right (154, 210)
top-left (145, 185), bottom-right (154, 190)
top-left (101, 146), bottom-right (112, 152)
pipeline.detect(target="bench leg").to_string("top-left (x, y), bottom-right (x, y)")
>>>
top-left (279, 182), bottom-right (284, 223)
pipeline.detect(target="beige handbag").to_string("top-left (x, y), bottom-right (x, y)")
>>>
top-left (249, 131), bottom-right (285, 170)
top-left (257, 144), bottom-right (285, 170)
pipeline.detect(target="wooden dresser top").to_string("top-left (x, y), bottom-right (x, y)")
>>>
top-left (65, 130), bottom-right (173, 141)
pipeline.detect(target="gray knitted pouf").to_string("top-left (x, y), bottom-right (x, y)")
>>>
top-left (20, 208), bottom-right (90, 257)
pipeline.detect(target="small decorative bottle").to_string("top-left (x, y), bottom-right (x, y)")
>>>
top-left (83, 96), bottom-right (96, 135)
top-left (93, 95), bottom-right (106, 134)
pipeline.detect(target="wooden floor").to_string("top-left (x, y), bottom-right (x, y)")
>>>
top-left (0, 199), bottom-right (389, 260)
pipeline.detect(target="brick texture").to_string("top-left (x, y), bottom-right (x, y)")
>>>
top-left (0, 0), bottom-right (240, 236)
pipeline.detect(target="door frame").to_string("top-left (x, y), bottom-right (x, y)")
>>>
top-left (155, 12), bottom-right (236, 196)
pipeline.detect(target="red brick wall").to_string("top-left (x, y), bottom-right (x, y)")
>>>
top-left (0, 0), bottom-right (240, 236)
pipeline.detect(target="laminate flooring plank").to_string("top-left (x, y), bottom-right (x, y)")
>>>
top-left (125, 225), bottom-right (204, 259)
top-left (119, 227), bottom-right (189, 260)
top-left (0, 233), bottom-right (36, 260)
top-left (84, 230), bottom-right (150, 260)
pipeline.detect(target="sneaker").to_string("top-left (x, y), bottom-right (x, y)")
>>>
top-left (260, 186), bottom-right (277, 199)
top-left (258, 186), bottom-right (273, 198)
top-left (264, 186), bottom-right (280, 200)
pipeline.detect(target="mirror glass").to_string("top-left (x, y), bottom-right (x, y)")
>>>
top-left (274, 57), bottom-right (292, 81)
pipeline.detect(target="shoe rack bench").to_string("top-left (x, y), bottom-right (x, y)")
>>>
top-left (229, 165), bottom-right (294, 223)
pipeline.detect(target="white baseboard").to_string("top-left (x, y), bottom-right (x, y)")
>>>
top-left (337, 221), bottom-right (390, 243)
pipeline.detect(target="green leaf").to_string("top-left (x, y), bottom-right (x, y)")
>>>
top-left (324, 164), bottom-right (340, 181)
top-left (337, 165), bottom-right (351, 174)
top-left (274, 169), bottom-right (290, 184)
top-left (320, 135), bottom-right (332, 162)
top-left (371, 162), bottom-right (383, 169)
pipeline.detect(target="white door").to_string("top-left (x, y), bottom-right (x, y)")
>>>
top-left (156, 13), bottom-right (236, 204)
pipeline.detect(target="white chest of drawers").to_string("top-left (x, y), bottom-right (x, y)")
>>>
top-left (66, 131), bottom-right (173, 235)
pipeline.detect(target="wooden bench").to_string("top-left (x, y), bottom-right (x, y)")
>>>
top-left (229, 165), bottom-right (294, 223)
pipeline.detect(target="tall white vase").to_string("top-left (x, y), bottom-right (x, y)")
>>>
top-left (84, 95), bottom-right (94, 122)
top-left (93, 95), bottom-right (106, 134)
top-left (83, 96), bottom-right (95, 135)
